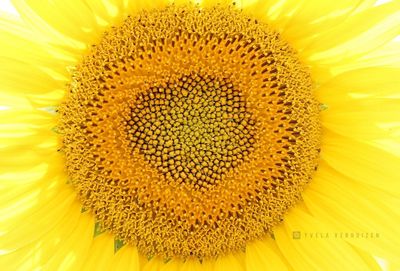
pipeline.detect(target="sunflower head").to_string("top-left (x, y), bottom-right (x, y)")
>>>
top-left (1, 0), bottom-right (399, 270)
top-left (59, 3), bottom-right (321, 259)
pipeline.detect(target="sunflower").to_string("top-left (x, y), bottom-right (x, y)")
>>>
top-left (1, 0), bottom-right (400, 270)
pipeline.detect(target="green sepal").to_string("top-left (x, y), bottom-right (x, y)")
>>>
top-left (94, 221), bottom-right (106, 237)
top-left (319, 103), bottom-right (329, 111)
top-left (147, 254), bottom-right (154, 261)
top-left (40, 106), bottom-right (58, 114)
top-left (81, 206), bottom-right (88, 213)
top-left (51, 126), bottom-right (63, 134)
top-left (114, 238), bottom-right (125, 253)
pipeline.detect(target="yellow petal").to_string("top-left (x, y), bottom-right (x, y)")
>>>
top-left (302, 2), bottom-right (400, 63)
top-left (0, 199), bottom-right (81, 270)
top-left (10, 0), bottom-right (86, 52)
top-left (0, 112), bottom-right (58, 151)
top-left (142, 257), bottom-right (164, 271)
top-left (214, 253), bottom-right (244, 271)
top-left (85, 0), bottom-right (117, 24)
top-left (80, 233), bottom-right (115, 271)
top-left (44, 212), bottom-right (95, 270)
top-left (246, 237), bottom-right (289, 271)
top-left (0, 23), bottom-right (76, 77)
top-left (126, 0), bottom-right (169, 15)
top-left (304, 162), bottom-right (400, 264)
top-left (181, 258), bottom-right (214, 271)
top-left (354, 247), bottom-right (385, 271)
top-left (111, 245), bottom-right (140, 271)
top-left (0, 93), bottom-right (31, 109)
top-left (0, 187), bottom-right (75, 251)
top-left (242, 0), bottom-right (301, 32)
top-left (86, 0), bottom-right (127, 24)
top-left (11, 0), bottom-right (99, 45)
top-left (372, 138), bottom-right (400, 158)
top-left (319, 98), bottom-right (400, 141)
top-left (0, 165), bottom-right (54, 204)
top-left (282, 0), bottom-right (366, 41)
top-left (317, 67), bottom-right (400, 102)
top-left (0, 154), bottom-right (66, 227)
top-left (276, 208), bottom-right (374, 271)
top-left (0, 241), bottom-right (40, 270)
top-left (321, 131), bottom-right (400, 195)
top-left (0, 58), bottom-right (66, 99)
top-left (352, 39), bottom-right (400, 68)
top-left (159, 259), bottom-right (181, 271)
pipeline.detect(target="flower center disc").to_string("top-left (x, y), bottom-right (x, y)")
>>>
top-left (60, 4), bottom-right (321, 259)
top-left (129, 74), bottom-right (257, 189)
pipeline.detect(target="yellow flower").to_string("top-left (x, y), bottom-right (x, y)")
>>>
top-left (1, 0), bottom-right (400, 270)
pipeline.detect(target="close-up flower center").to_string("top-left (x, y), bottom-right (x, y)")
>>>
top-left (127, 74), bottom-right (257, 189)
top-left (60, 4), bottom-right (321, 260)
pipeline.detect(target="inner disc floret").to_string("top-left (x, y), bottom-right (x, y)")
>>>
top-left (126, 73), bottom-right (257, 190)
